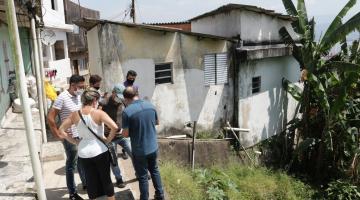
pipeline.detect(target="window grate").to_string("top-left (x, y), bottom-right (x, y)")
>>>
top-left (252, 76), bottom-right (261, 94)
top-left (155, 63), bottom-right (173, 85)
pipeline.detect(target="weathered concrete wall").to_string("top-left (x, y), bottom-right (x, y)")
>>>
top-left (88, 23), bottom-right (234, 135)
top-left (158, 139), bottom-right (233, 167)
top-left (238, 56), bottom-right (299, 147)
top-left (191, 9), bottom-right (297, 43)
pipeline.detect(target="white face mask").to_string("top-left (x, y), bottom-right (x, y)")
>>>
top-left (75, 89), bottom-right (84, 96)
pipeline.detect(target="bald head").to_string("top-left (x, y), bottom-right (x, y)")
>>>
top-left (123, 86), bottom-right (138, 100)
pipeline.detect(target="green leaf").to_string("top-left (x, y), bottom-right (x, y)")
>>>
top-left (319, 12), bottom-right (360, 53)
top-left (320, 0), bottom-right (357, 46)
top-left (322, 61), bottom-right (360, 73)
top-left (349, 40), bottom-right (359, 62)
top-left (282, 0), bottom-right (298, 16)
top-left (297, 0), bottom-right (308, 35)
top-left (282, 78), bottom-right (303, 101)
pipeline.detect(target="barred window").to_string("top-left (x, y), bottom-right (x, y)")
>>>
top-left (155, 63), bottom-right (173, 84)
top-left (252, 76), bottom-right (261, 94)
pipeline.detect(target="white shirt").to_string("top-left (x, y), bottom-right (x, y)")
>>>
top-left (76, 111), bottom-right (107, 158)
top-left (52, 90), bottom-right (81, 137)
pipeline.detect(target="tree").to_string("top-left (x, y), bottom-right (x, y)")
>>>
top-left (279, 0), bottom-right (360, 182)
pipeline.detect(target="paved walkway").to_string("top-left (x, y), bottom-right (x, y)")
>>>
top-left (0, 109), bottom-right (157, 200)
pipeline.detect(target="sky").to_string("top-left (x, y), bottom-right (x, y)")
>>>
top-left (78, 0), bottom-right (360, 24)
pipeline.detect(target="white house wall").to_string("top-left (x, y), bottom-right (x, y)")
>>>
top-left (191, 10), bottom-right (297, 43)
top-left (88, 23), bottom-right (234, 135)
top-left (238, 56), bottom-right (299, 147)
top-left (47, 30), bottom-right (72, 85)
top-left (87, 25), bottom-right (102, 77)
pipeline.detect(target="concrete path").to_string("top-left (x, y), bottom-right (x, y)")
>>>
top-left (0, 109), bottom-right (42, 200)
top-left (0, 109), bottom-right (159, 200)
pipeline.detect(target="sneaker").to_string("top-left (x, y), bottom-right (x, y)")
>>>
top-left (116, 178), bottom-right (126, 188)
top-left (154, 194), bottom-right (165, 200)
top-left (121, 149), bottom-right (129, 160)
top-left (69, 193), bottom-right (84, 200)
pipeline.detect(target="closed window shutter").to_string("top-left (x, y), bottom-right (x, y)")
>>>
top-left (216, 53), bottom-right (228, 84)
top-left (204, 53), bottom-right (228, 85)
top-left (204, 54), bottom-right (216, 86)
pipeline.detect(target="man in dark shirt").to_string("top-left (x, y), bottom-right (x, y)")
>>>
top-left (123, 70), bottom-right (139, 92)
top-left (102, 84), bottom-right (133, 188)
top-left (122, 87), bottom-right (164, 200)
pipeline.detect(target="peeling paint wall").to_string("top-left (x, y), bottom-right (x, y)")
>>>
top-left (87, 23), bottom-right (234, 135)
top-left (238, 56), bottom-right (299, 147)
top-left (191, 9), bottom-right (297, 43)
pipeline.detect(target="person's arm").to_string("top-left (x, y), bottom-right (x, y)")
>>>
top-left (122, 112), bottom-right (129, 137)
top-left (59, 112), bottom-right (79, 145)
top-left (47, 107), bottom-right (62, 139)
top-left (155, 110), bottom-right (159, 125)
top-left (100, 110), bottom-right (118, 143)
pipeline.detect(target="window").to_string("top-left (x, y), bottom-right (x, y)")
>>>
top-left (155, 63), bottom-right (172, 84)
top-left (51, 0), bottom-right (57, 10)
top-left (252, 76), bottom-right (261, 94)
top-left (54, 40), bottom-right (65, 60)
top-left (204, 53), bottom-right (228, 85)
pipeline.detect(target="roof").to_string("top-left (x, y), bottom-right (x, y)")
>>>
top-left (190, 4), bottom-right (296, 21)
top-left (147, 21), bottom-right (190, 26)
top-left (74, 18), bottom-right (235, 42)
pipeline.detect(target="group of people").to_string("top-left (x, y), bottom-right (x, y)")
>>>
top-left (47, 70), bottom-right (164, 200)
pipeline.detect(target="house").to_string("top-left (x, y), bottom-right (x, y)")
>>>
top-left (41, 0), bottom-right (73, 88)
top-left (77, 3), bottom-right (301, 147)
top-left (75, 18), bottom-right (234, 136)
top-left (0, 0), bottom-right (34, 120)
top-left (64, 0), bottom-right (100, 78)
top-left (190, 4), bottom-right (300, 147)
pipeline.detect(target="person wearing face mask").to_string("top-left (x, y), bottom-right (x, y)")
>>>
top-left (89, 75), bottom-right (106, 109)
top-left (59, 87), bottom-right (118, 200)
top-left (47, 75), bottom-right (87, 200)
top-left (123, 70), bottom-right (139, 92)
top-left (102, 84), bottom-right (134, 188)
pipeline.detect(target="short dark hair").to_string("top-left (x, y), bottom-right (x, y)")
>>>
top-left (69, 75), bottom-right (85, 84)
top-left (123, 87), bottom-right (137, 99)
top-left (89, 74), bottom-right (102, 85)
top-left (126, 70), bottom-right (137, 78)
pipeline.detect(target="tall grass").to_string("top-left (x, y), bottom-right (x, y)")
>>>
top-left (160, 160), bottom-right (315, 200)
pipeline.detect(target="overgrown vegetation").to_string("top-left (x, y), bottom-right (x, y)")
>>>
top-left (259, 0), bottom-right (360, 198)
top-left (160, 161), bottom-right (315, 200)
top-left (195, 130), bottom-right (224, 139)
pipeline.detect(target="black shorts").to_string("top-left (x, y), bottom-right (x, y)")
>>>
top-left (79, 151), bottom-right (114, 199)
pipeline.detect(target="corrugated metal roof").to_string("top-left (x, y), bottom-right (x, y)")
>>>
top-left (74, 18), bottom-right (236, 42)
top-left (147, 21), bottom-right (190, 25)
top-left (190, 3), bottom-right (296, 21)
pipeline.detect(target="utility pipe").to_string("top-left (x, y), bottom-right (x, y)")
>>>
top-left (191, 121), bottom-right (197, 171)
top-left (30, 17), bottom-right (47, 143)
top-left (37, 29), bottom-right (48, 114)
top-left (6, 1), bottom-right (47, 199)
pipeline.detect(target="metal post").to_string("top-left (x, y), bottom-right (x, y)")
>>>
top-left (191, 121), bottom-right (197, 171)
top-left (6, 1), bottom-right (47, 199)
top-left (37, 29), bottom-right (48, 114)
top-left (31, 18), bottom-right (47, 143)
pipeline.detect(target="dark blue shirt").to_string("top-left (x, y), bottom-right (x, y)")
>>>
top-left (122, 100), bottom-right (158, 156)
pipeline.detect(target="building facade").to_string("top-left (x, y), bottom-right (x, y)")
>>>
top-left (191, 4), bottom-right (300, 147)
top-left (64, 0), bottom-right (99, 78)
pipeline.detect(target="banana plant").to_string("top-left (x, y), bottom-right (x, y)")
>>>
top-left (279, 0), bottom-right (360, 181)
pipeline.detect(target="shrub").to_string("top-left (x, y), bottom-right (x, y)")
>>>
top-left (325, 180), bottom-right (360, 200)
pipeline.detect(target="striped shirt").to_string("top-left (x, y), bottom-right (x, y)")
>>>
top-left (52, 90), bottom-right (81, 137)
